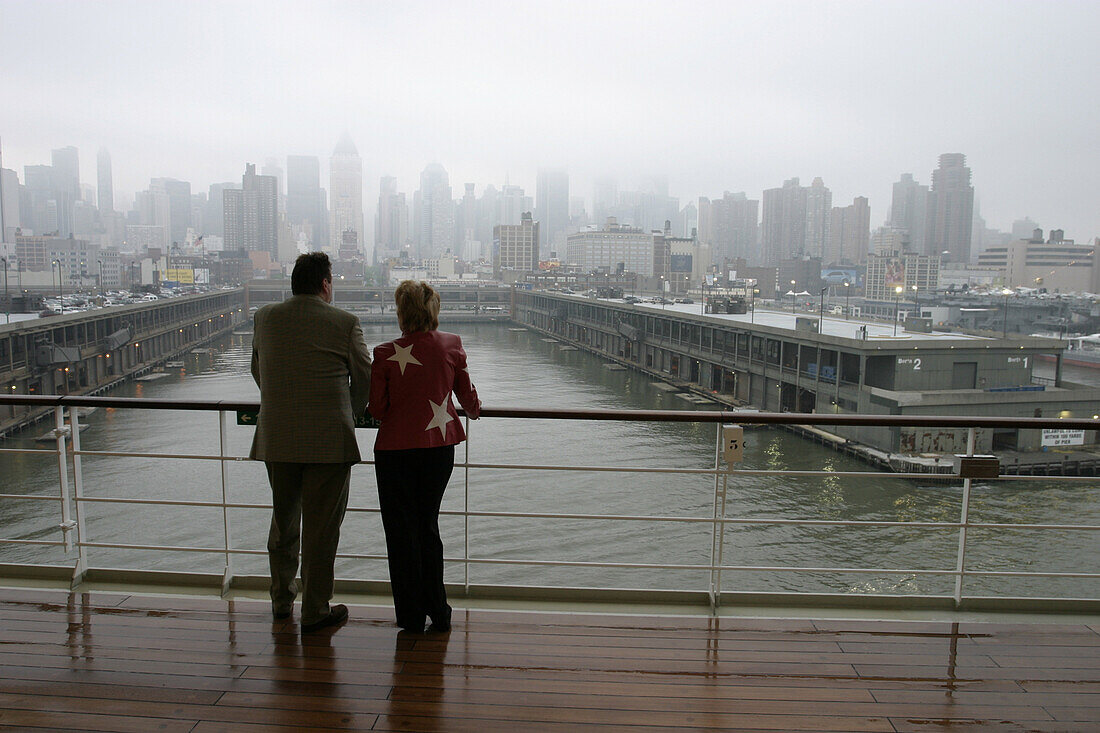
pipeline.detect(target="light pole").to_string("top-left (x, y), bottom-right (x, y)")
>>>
top-left (660, 275), bottom-right (665, 308)
top-left (790, 280), bottom-right (797, 313)
top-left (97, 259), bottom-right (103, 294)
top-left (819, 286), bottom-right (827, 332)
top-left (750, 285), bottom-right (757, 323)
top-left (843, 281), bottom-right (850, 320)
top-left (130, 260), bottom-right (136, 291)
top-left (1002, 287), bottom-right (1013, 339)
top-left (52, 259), bottom-right (63, 314)
top-left (893, 285), bottom-right (903, 336)
top-left (1, 256), bottom-right (8, 324)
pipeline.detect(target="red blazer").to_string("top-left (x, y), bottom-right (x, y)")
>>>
top-left (368, 330), bottom-right (481, 451)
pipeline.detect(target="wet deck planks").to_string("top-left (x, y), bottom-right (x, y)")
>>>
top-left (0, 588), bottom-right (1097, 731)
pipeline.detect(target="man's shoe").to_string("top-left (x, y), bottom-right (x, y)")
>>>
top-left (301, 604), bottom-right (348, 633)
top-left (428, 606), bottom-right (451, 632)
top-left (273, 610), bottom-right (292, 621)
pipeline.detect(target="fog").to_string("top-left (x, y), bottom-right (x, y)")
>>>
top-left (2, 0), bottom-right (1098, 239)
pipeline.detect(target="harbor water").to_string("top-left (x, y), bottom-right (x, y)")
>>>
top-left (1, 322), bottom-right (1097, 600)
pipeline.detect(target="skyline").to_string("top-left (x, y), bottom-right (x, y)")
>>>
top-left (2, 0), bottom-right (1099, 241)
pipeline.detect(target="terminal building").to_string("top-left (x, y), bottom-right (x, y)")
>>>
top-left (515, 291), bottom-right (1098, 456)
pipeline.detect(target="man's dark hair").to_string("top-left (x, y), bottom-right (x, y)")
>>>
top-left (291, 252), bottom-right (332, 295)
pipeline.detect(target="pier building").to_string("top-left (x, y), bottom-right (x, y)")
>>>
top-left (0, 289), bottom-right (246, 435)
top-left (514, 292), bottom-right (1100, 456)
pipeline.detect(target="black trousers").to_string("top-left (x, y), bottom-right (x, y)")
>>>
top-left (374, 445), bottom-right (455, 628)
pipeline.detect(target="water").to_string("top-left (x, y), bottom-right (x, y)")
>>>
top-left (2, 322), bottom-right (1097, 600)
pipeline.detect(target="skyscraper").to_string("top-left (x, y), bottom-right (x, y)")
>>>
top-left (375, 176), bottom-right (408, 260)
top-left (536, 168), bottom-right (569, 256)
top-left (803, 177), bottom-right (832, 260)
top-left (150, 178), bottom-right (191, 245)
top-left (96, 148), bottom-right (114, 215)
top-left (888, 173), bottom-right (929, 254)
top-left (826, 196), bottom-right (870, 264)
top-left (415, 163), bottom-right (453, 259)
top-left (287, 155), bottom-right (327, 249)
top-left (329, 134), bottom-right (364, 258)
top-left (761, 177), bottom-right (807, 266)
top-left (929, 153), bottom-right (975, 263)
top-left (699, 192), bottom-right (758, 263)
top-left (224, 163), bottom-right (278, 259)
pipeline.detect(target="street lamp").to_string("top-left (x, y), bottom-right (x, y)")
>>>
top-left (659, 275), bottom-right (666, 308)
top-left (97, 259), bottom-right (103, 294)
top-left (790, 280), bottom-right (797, 313)
top-left (819, 286), bottom-right (827, 332)
top-left (843, 281), bottom-right (850, 321)
top-left (52, 259), bottom-right (64, 314)
top-left (1002, 287), bottom-right (1013, 339)
top-left (893, 285), bottom-right (903, 336)
top-left (130, 260), bottom-right (137, 291)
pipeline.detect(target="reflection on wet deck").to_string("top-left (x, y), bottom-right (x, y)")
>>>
top-left (1, 588), bottom-right (1098, 731)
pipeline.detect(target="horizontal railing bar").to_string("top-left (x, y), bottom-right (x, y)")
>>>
top-left (4, 394), bottom-right (1098, 430)
top-left (0, 448), bottom-right (65, 456)
top-left (0, 494), bottom-right (62, 502)
top-left (66, 496), bottom-right (1100, 533)
top-left (0, 539), bottom-right (66, 546)
top-left (963, 570), bottom-right (1100, 579)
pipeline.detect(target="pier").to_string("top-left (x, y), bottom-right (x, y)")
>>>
top-left (0, 289), bottom-right (246, 437)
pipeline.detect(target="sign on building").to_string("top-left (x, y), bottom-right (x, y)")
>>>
top-left (1041, 429), bottom-right (1085, 447)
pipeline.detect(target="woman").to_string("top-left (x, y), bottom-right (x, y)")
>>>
top-left (368, 280), bottom-right (481, 632)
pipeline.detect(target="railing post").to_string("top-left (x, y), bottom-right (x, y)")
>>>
top-left (463, 415), bottom-right (470, 595)
top-left (709, 423), bottom-right (728, 612)
top-left (53, 406), bottom-right (76, 554)
top-left (219, 409), bottom-right (234, 597)
top-left (953, 426), bottom-right (976, 607)
top-left (67, 405), bottom-right (88, 589)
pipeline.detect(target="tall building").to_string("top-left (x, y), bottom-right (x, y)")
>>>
top-left (803, 177), bottom-right (832, 260)
top-left (224, 163), bottom-right (278, 259)
top-left (698, 192), bottom-right (758, 263)
top-left (592, 176), bottom-right (617, 224)
top-left (888, 173), bottom-right (929, 254)
top-left (498, 184), bottom-right (531, 228)
top-left (96, 148), bottom-right (114, 215)
top-left (50, 146), bottom-right (79, 237)
top-left (414, 163), bottom-right (453, 259)
top-left (262, 158), bottom-right (284, 200)
top-left (329, 133), bottom-right (364, 257)
top-left (929, 153), bottom-right (975, 263)
top-left (151, 178), bottom-right (191, 245)
top-left (493, 211), bottom-right (539, 274)
top-left (374, 176), bottom-right (408, 260)
top-left (287, 155), bottom-right (327, 249)
top-left (761, 177), bottom-right (807, 266)
top-left (205, 182), bottom-right (238, 238)
top-left (455, 182), bottom-right (477, 259)
top-left (536, 168), bottom-right (569, 256)
top-left (0, 167), bottom-right (19, 241)
top-left (826, 196), bottom-right (870, 264)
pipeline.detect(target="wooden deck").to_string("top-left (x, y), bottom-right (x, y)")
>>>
top-left (1, 588), bottom-right (1098, 731)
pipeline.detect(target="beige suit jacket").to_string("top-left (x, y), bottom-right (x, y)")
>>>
top-left (249, 294), bottom-right (372, 463)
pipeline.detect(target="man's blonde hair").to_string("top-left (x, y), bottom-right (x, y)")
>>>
top-left (394, 280), bottom-right (440, 333)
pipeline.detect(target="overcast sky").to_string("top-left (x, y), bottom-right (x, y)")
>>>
top-left (2, 0), bottom-right (1098, 240)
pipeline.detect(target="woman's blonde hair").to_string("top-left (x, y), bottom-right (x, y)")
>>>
top-left (394, 280), bottom-right (440, 333)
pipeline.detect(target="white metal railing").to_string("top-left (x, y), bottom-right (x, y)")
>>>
top-left (1, 396), bottom-right (1098, 611)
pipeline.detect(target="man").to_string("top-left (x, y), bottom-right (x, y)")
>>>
top-left (250, 252), bottom-right (371, 633)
